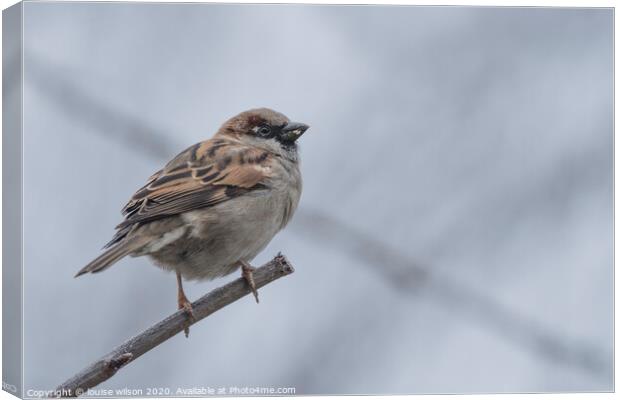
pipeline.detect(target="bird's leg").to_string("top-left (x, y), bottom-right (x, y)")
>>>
top-left (240, 260), bottom-right (259, 304)
top-left (176, 271), bottom-right (194, 337)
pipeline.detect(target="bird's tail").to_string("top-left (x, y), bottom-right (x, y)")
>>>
top-left (75, 239), bottom-right (143, 278)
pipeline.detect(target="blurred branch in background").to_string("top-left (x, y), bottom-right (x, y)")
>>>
top-left (54, 255), bottom-right (295, 397)
top-left (25, 56), bottom-right (176, 160)
top-left (293, 210), bottom-right (610, 379)
top-left (27, 56), bottom-right (610, 381)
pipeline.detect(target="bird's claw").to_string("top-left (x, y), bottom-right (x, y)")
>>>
top-left (241, 263), bottom-right (259, 303)
top-left (178, 297), bottom-right (195, 338)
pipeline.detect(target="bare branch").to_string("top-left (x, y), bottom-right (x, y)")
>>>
top-left (54, 254), bottom-right (294, 397)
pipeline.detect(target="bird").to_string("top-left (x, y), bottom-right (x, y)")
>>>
top-left (75, 108), bottom-right (309, 336)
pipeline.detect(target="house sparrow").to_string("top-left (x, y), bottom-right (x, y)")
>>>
top-left (76, 108), bottom-right (308, 335)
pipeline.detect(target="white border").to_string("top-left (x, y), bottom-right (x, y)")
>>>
top-left (0, 0), bottom-right (617, 6)
top-left (0, 2), bottom-right (615, 400)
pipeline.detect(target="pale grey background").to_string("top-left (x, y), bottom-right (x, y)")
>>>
top-left (20, 3), bottom-right (612, 395)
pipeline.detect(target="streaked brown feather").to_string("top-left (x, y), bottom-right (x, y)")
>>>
top-left (111, 138), bottom-right (272, 238)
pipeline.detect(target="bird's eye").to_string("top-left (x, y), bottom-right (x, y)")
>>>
top-left (257, 125), bottom-right (271, 137)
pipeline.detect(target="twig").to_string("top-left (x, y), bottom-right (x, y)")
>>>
top-left (54, 254), bottom-right (294, 398)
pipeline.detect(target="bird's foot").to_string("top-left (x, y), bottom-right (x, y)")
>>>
top-left (240, 261), bottom-right (259, 303)
top-left (178, 296), bottom-right (195, 338)
top-left (176, 272), bottom-right (195, 338)
top-left (178, 296), bottom-right (194, 318)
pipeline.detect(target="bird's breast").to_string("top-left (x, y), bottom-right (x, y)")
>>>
top-left (152, 163), bottom-right (301, 281)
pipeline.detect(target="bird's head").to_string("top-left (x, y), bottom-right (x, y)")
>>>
top-left (217, 108), bottom-right (310, 149)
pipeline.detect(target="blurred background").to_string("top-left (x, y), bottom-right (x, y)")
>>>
top-left (18, 3), bottom-right (612, 395)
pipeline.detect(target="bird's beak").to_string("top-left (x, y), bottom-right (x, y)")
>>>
top-left (280, 122), bottom-right (310, 143)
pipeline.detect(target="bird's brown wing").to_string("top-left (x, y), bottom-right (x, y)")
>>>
top-left (104, 138), bottom-right (272, 247)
